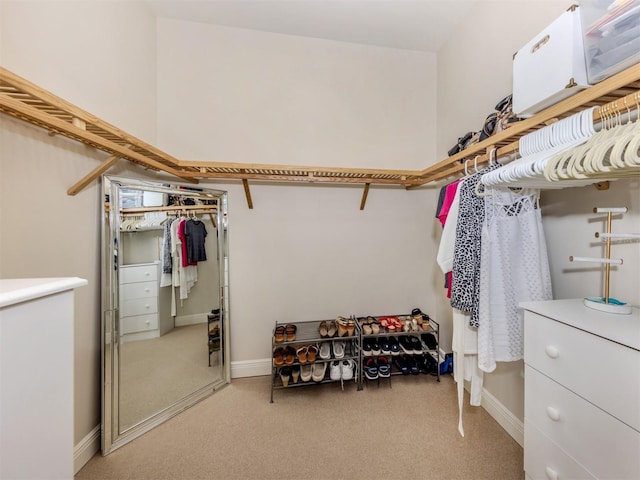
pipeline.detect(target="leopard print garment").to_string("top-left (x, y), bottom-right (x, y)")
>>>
top-left (450, 165), bottom-right (500, 327)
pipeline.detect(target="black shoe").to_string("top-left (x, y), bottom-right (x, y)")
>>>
top-left (370, 339), bottom-right (381, 356)
top-left (377, 356), bottom-right (391, 378)
top-left (362, 338), bottom-right (372, 357)
top-left (388, 337), bottom-right (400, 355)
top-left (421, 332), bottom-right (437, 350)
top-left (364, 357), bottom-right (379, 380)
top-left (399, 336), bottom-right (413, 355)
top-left (393, 355), bottom-right (409, 375)
top-left (405, 355), bottom-right (420, 375)
top-left (379, 337), bottom-right (391, 355)
top-left (410, 336), bottom-right (423, 355)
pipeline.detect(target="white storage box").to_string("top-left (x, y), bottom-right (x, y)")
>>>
top-left (580, 0), bottom-right (640, 84)
top-left (513, 5), bottom-right (590, 116)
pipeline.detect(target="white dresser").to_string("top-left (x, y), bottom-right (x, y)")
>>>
top-left (521, 299), bottom-right (640, 480)
top-left (119, 262), bottom-right (160, 342)
top-left (0, 277), bottom-right (87, 480)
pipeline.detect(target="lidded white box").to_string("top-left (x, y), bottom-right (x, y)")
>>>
top-left (513, 5), bottom-right (590, 116)
top-left (580, 0), bottom-right (640, 84)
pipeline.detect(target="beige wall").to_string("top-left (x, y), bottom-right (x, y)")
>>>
top-left (434, 0), bottom-right (640, 422)
top-left (155, 20), bottom-right (441, 364)
top-left (0, 0), bottom-right (157, 445)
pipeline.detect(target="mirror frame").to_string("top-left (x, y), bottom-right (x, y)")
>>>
top-left (101, 175), bottom-right (230, 455)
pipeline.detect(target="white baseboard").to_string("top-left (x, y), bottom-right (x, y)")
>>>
top-left (231, 358), bottom-right (271, 378)
top-left (175, 313), bottom-right (207, 327)
top-left (74, 424), bottom-right (100, 474)
top-left (480, 387), bottom-right (524, 447)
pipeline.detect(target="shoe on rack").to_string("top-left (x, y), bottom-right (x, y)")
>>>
top-left (327, 320), bottom-right (337, 338)
top-left (362, 339), bottom-right (372, 357)
top-left (336, 316), bottom-right (349, 337)
top-left (367, 316), bottom-right (380, 334)
top-left (333, 340), bottom-right (346, 359)
top-left (280, 367), bottom-right (292, 387)
top-left (370, 339), bottom-right (381, 356)
top-left (274, 325), bottom-right (285, 343)
top-left (399, 336), bottom-right (413, 355)
top-left (312, 362), bottom-right (327, 382)
top-left (377, 357), bottom-right (391, 378)
top-left (273, 347), bottom-right (285, 366)
top-left (364, 357), bottom-right (378, 381)
top-left (329, 361), bottom-right (342, 381)
top-left (393, 356), bottom-right (409, 375)
top-left (379, 337), bottom-right (391, 355)
top-left (307, 344), bottom-right (319, 363)
top-left (406, 355), bottom-right (420, 375)
top-left (422, 332), bottom-right (437, 350)
top-left (388, 337), bottom-right (400, 356)
top-left (291, 366), bottom-right (300, 383)
top-left (284, 346), bottom-right (296, 365)
top-left (300, 364), bottom-right (313, 382)
top-left (284, 324), bottom-right (297, 342)
top-left (410, 336), bottom-right (423, 355)
top-left (318, 320), bottom-right (329, 338)
top-left (319, 341), bottom-right (332, 360)
top-left (341, 360), bottom-right (355, 381)
top-left (296, 345), bottom-right (308, 364)
top-left (346, 317), bottom-right (356, 336)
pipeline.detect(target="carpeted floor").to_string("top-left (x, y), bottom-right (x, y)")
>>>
top-left (76, 374), bottom-right (523, 480)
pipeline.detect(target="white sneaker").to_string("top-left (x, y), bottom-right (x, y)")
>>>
top-left (311, 362), bottom-right (327, 382)
top-left (300, 364), bottom-right (312, 382)
top-left (333, 340), bottom-right (346, 359)
top-left (341, 360), bottom-right (354, 381)
top-left (329, 361), bottom-right (341, 381)
top-left (319, 341), bottom-right (331, 360)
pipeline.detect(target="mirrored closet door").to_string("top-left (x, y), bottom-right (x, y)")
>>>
top-left (101, 176), bottom-right (230, 454)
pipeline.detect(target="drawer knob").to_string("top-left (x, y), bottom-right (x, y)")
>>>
top-left (145, 304), bottom-right (150, 309)
top-left (144, 288), bottom-right (150, 293)
top-left (546, 406), bottom-right (561, 421)
top-left (545, 466), bottom-right (558, 480)
top-left (545, 345), bottom-right (559, 359)
top-left (145, 320), bottom-right (150, 325)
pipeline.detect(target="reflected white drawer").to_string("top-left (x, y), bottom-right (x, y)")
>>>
top-left (525, 420), bottom-right (596, 480)
top-left (120, 281), bottom-right (157, 301)
top-left (524, 312), bottom-right (640, 431)
top-left (525, 365), bottom-right (640, 479)
top-left (121, 313), bottom-right (158, 334)
top-left (120, 264), bottom-right (158, 284)
top-left (120, 297), bottom-right (158, 317)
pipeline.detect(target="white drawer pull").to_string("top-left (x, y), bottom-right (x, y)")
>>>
top-left (144, 288), bottom-right (150, 293)
top-left (546, 406), bottom-right (561, 421)
top-left (545, 466), bottom-right (558, 480)
top-left (145, 272), bottom-right (150, 276)
top-left (145, 304), bottom-right (150, 309)
top-left (145, 320), bottom-right (150, 325)
top-left (545, 345), bottom-right (559, 359)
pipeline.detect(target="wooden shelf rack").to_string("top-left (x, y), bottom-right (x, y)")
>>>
top-left (1, 63), bottom-right (639, 206)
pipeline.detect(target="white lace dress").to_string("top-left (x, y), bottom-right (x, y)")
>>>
top-left (478, 187), bottom-right (553, 373)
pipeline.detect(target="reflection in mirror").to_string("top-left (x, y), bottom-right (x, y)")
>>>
top-left (101, 176), bottom-right (230, 454)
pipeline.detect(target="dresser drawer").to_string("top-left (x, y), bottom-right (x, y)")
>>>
top-left (120, 297), bottom-right (158, 317)
top-left (525, 365), bottom-right (640, 479)
top-left (524, 311), bottom-right (640, 431)
top-left (120, 281), bottom-right (157, 301)
top-left (121, 313), bottom-right (158, 334)
top-left (525, 420), bottom-right (596, 480)
top-left (119, 264), bottom-right (158, 284)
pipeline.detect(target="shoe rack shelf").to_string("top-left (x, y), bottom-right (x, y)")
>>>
top-left (360, 314), bottom-right (440, 387)
top-left (270, 318), bottom-right (361, 403)
top-left (207, 309), bottom-right (222, 367)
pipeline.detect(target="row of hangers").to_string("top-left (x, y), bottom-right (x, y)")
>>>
top-left (473, 91), bottom-right (640, 190)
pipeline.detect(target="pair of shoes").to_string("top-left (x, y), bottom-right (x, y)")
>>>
top-left (358, 317), bottom-right (380, 335)
top-left (274, 346), bottom-right (296, 366)
top-left (335, 316), bottom-right (356, 337)
top-left (378, 316), bottom-right (403, 332)
top-left (399, 336), bottom-right (423, 355)
top-left (329, 360), bottom-right (355, 381)
top-left (209, 325), bottom-right (220, 337)
top-left (364, 357), bottom-right (391, 380)
top-left (318, 320), bottom-right (337, 338)
top-left (311, 362), bottom-right (327, 382)
top-left (333, 340), bottom-right (346, 359)
top-left (296, 344), bottom-right (319, 364)
top-left (393, 355), bottom-right (420, 375)
top-left (362, 338), bottom-right (380, 356)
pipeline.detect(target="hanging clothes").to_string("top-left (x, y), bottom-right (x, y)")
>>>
top-left (184, 219), bottom-right (208, 263)
top-left (436, 180), bottom-right (484, 437)
top-left (450, 164), bottom-right (500, 326)
top-left (437, 179), bottom-right (462, 227)
top-left (477, 187), bottom-right (553, 373)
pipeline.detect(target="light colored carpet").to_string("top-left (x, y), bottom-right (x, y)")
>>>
top-left (77, 374), bottom-right (523, 480)
top-left (119, 323), bottom-right (222, 429)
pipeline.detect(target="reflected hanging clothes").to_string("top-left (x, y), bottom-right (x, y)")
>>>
top-left (478, 187), bottom-right (553, 373)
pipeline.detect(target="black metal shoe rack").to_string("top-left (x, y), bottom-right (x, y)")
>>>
top-left (270, 318), bottom-right (361, 403)
top-left (208, 309), bottom-right (222, 367)
top-left (359, 313), bottom-right (440, 389)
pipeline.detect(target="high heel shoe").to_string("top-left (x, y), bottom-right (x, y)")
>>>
top-left (346, 318), bottom-right (356, 336)
top-left (291, 366), bottom-right (300, 384)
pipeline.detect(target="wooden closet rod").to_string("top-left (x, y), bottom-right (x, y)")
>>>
top-left (120, 205), bottom-right (217, 215)
top-left (412, 88), bottom-right (640, 186)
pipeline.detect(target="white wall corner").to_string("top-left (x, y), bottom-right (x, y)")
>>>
top-left (231, 358), bottom-right (272, 378)
top-left (74, 424), bottom-right (100, 474)
top-left (480, 387), bottom-right (524, 447)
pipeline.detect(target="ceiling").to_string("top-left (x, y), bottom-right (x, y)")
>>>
top-left (145, 0), bottom-right (480, 52)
